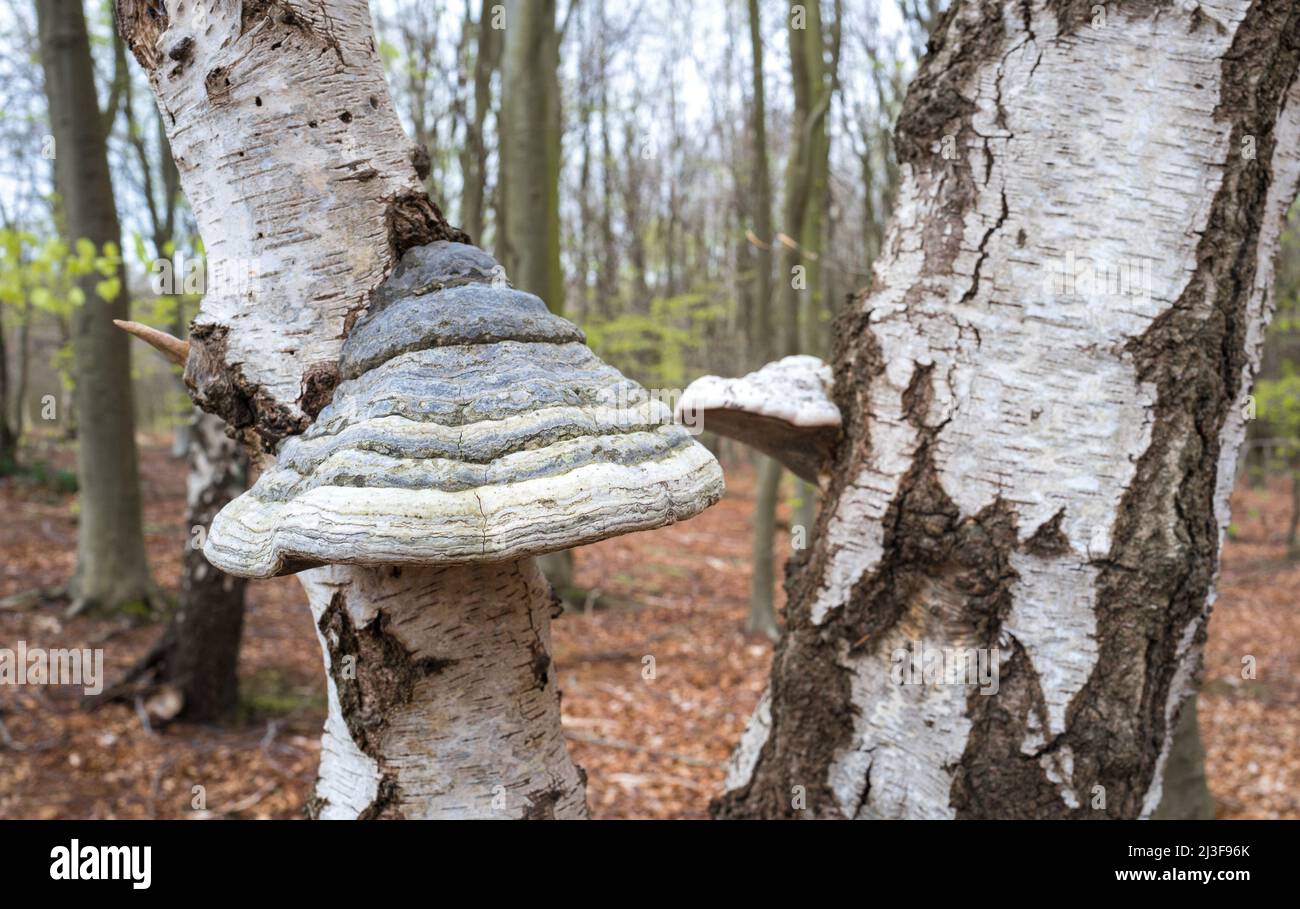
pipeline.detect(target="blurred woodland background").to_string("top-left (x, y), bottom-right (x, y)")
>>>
top-left (0, 0), bottom-right (1297, 818)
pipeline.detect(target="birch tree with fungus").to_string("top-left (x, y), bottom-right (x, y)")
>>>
top-left (112, 0), bottom-right (723, 819)
top-left (707, 0), bottom-right (1300, 818)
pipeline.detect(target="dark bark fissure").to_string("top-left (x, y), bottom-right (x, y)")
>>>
top-left (112, 0), bottom-right (169, 71)
top-left (316, 590), bottom-right (455, 818)
top-left (1022, 508), bottom-right (1071, 557)
top-left (299, 362), bottom-right (341, 423)
top-left (894, 0), bottom-right (1006, 285)
top-left (384, 190), bottom-right (473, 262)
top-left (185, 323), bottom-right (294, 452)
top-left (318, 590), bottom-right (454, 753)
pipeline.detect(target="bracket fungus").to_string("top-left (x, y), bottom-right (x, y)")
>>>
top-left (204, 242), bottom-right (722, 577)
top-left (201, 241), bottom-right (724, 818)
top-left (677, 355), bottom-right (842, 484)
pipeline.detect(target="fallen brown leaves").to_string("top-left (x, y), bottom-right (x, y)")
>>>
top-left (0, 441), bottom-right (1294, 819)
top-left (1201, 477), bottom-right (1300, 819)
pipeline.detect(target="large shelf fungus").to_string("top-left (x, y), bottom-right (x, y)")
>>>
top-left (205, 242), bottom-right (723, 578)
top-left (203, 241), bottom-right (724, 818)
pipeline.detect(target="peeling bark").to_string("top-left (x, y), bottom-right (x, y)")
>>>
top-left (717, 0), bottom-right (1300, 819)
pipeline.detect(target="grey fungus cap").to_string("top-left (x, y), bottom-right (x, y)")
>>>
top-left (204, 242), bottom-right (725, 579)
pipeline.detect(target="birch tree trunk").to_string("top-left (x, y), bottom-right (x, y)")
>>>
top-left (717, 0), bottom-right (1300, 819)
top-left (115, 0), bottom-right (586, 818)
top-left (38, 0), bottom-right (155, 614)
top-left (170, 411), bottom-right (248, 719)
top-left (301, 561), bottom-right (587, 819)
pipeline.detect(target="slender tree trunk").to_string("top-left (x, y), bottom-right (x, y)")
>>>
top-left (500, 0), bottom-right (563, 314)
top-left (500, 0), bottom-right (577, 595)
top-left (461, 0), bottom-right (499, 245)
top-left (38, 0), bottom-right (154, 613)
top-left (622, 115), bottom-right (652, 311)
top-left (1288, 468), bottom-right (1300, 556)
top-left (1153, 694), bottom-right (1215, 820)
top-left (0, 313), bottom-right (15, 470)
top-left (16, 313), bottom-right (30, 440)
top-left (717, 0), bottom-right (1300, 819)
top-left (597, 25), bottom-right (618, 320)
top-left (791, 0), bottom-right (839, 540)
top-left (111, 412), bottom-right (249, 721)
top-left (746, 0), bottom-right (780, 640)
top-left (748, 0), bottom-right (773, 367)
top-left (115, 0), bottom-right (583, 818)
top-left (749, 458), bottom-right (783, 639)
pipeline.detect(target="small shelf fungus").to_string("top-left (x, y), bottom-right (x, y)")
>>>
top-left (678, 355), bottom-right (842, 484)
top-left (204, 242), bottom-right (724, 579)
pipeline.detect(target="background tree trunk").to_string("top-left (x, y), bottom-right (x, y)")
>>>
top-left (461, 0), bottom-right (500, 245)
top-left (751, 0), bottom-right (840, 638)
top-left (500, 0), bottom-right (563, 314)
top-left (108, 412), bottom-right (249, 721)
top-left (1153, 694), bottom-right (1215, 820)
top-left (791, 0), bottom-right (841, 543)
top-left (717, 0), bottom-right (1300, 819)
top-left (15, 316), bottom-right (30, 441)
top-left (745, 0), bottom-right (781, 641)
top-left (38, 0), bottom-right (154, 614)
top-left (170, 412), bottom-right (248, 720)
top-left (499, 0), bottom-right (578, 599)
top-left (0, 314), bottom-right (15, 470)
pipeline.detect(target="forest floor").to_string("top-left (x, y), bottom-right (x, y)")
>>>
top-left (0, 438), bottom-right (1296, 819)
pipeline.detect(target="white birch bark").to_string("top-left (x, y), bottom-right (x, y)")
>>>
top-left (115, 0), bottom-right (587, 818)
top-left (717, 0), bottom-right (1300, 819)
top-left (300, 561), bottom-right (587, 819)
top-left (115, 0), bottom-right (466, 451)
